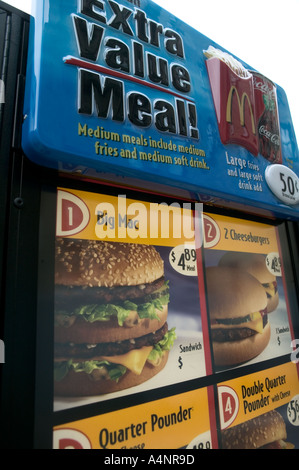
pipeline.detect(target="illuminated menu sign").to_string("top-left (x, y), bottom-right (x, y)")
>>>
top-left (22, 0), bottom-right (299, 218)
top-left (41, 187), bottom-right (299, 450)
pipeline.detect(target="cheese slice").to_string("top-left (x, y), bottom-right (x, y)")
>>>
top-left (100, 346), bottom-right (153, 375)
top-left (211, 311), bottom-right (264, 334)
top-left (247, 311), bottom-right (264, 334)
top-left (263, 282), bottom-right (276, 299)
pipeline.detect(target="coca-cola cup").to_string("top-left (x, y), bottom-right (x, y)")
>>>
top-left (251, 71), bottom-right (282, 164)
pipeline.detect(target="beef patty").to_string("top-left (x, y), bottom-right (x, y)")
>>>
top-left (54, 322), bottom-right (169, 359)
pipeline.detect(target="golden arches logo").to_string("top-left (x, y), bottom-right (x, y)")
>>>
top-left (226, 86), bottom-right (256, 134)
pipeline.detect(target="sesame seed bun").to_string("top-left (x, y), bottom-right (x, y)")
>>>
top-left (221, 411), bottom-right (289, 449)
top-left (206, 266), bottom-right (268, 320)
top-left (55, 239), bottom-right (164, 288)
top-left (219, 252), bottom-right (274, 283)
top-left (219, 252), bottom-right (279, 312)
top-left (54, 239), bottom-right (168, 344)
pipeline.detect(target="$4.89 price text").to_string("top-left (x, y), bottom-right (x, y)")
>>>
top-left (170, 246), bottom-right (197, 276)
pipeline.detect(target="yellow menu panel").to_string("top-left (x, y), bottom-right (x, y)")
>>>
top-left (53, 388), bottom-right (213, 449)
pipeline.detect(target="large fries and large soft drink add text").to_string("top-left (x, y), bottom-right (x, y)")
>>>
top-left (22, 0), bottom-right (299, 217)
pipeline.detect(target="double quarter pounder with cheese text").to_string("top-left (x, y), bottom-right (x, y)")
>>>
top-left (54, 239), bottom-right (175, 397)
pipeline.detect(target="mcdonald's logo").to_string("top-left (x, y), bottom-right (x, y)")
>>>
top-left (226, 86), bottom-right (256, 134)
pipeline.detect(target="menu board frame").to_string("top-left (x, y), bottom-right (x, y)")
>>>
top-left (33, 180), bottom-right (299, 450)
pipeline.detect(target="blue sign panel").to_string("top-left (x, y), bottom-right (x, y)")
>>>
top-left (22, 0), bottom-right (299, 218)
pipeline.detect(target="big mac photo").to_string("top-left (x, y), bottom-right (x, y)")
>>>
top-left (54, 238), bottom-right (175, 397)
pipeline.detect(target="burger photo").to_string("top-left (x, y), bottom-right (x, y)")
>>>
top-left (54, 238), bottom-right (175, 397)
top-left (219, 252), bottom-right (279, 313)
top-left (205, 266), bottom-right (270, 367)
top-left (221, 410), bottom-right (294, 449)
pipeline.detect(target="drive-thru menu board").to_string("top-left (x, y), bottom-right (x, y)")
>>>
top-left (51, 187), bottom-right (299, 449)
